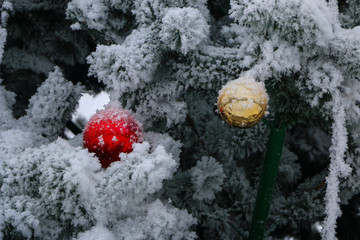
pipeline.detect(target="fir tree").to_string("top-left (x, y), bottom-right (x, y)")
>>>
top-left (1, 0), bottom-right (360, 239)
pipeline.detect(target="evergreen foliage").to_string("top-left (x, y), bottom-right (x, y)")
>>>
top-left (1, 0), bottom-right (360, 239)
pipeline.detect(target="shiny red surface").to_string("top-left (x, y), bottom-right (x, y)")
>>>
top-left (83, 107), bottom-right (142, 168)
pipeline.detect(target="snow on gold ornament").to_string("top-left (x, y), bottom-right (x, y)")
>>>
top-left (217, 76), bottom-right (268, 128)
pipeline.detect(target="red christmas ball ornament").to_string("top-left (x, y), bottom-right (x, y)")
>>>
top-left (83, 105), bottom-right (143, 168)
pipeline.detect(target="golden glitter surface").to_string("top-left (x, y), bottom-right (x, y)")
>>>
top-left (217, 76), bottom-right (268, 128)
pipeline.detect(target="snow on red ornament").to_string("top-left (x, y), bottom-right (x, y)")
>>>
top-left (83, 105), bottom-right (143, 168)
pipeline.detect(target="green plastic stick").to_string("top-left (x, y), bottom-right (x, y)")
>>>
top-left (248, 122), bottom-right (286, 240)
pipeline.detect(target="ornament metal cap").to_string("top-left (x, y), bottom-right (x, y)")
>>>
top-left (217, 76), bottom-right (268, 128)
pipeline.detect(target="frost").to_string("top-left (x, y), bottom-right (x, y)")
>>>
top-left (4, 0), bottom-right (360, 239)
top-left (112, 200), bottom-right (197, 240)
top-left (74, 225), bottom-right (115, 240)
top-left (66, 0), bottom-right (133, 42)
top-left (0, 1), bottom-right (11, 64)
top-left (0, 1), bottom-right (11, 28)
top-left (321, 94), bottom-right (352, 240)
top-left (98, 135), bottom-right (104, 146)
top-left (160, 7), bottom-right (209, 54)
top-left (132, 0), bottom-right (209, 27)
top-left (230, 0), bottom-right (336, 47)
top-left (133, 80), bottom-right (188, 128)
top-left (87, 27), bottom-right (161, 99)
top-left (218, 76), bottom-right (269, 104)
top-left (69, 133), bottom-right (84, 147)
top-left (2, 1), bottom-right (12, 11)
top-left (70, 22), bottom-right (82, 30)
top-left (145, 132), bottom-right (183, 163)
top-left (1, 1), bottom-right (202, 239)
top-left (1, 137), bottom-right (196, 238)
top-left (99, 142), bottom-right (178, 211)
top-left (132, 0), bottom-right (166, 25)
top-left (19, 67), bottom-right (83, 141)
top-left (0, 83), bottom-right (16, 131)
top-left (1, 139), bottom-right (101, 239)
top-left (0, 129), bottom-right (45, 156)
top-left (191, 156), bottom-right (226, 202)
top-left (66, 0), bottom-right (108, 31)
top-left (243, 37), bottom-right (301, 81)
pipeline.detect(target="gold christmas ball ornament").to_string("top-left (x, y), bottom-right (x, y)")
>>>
top-left (217, 76), bottom-right (268, 128)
